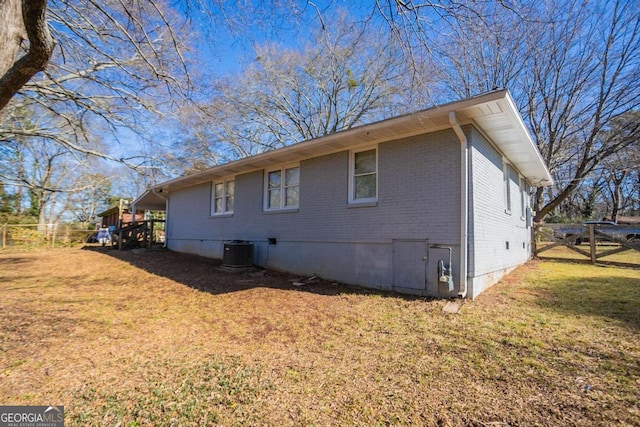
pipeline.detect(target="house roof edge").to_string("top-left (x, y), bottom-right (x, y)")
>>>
top-left (144, 89), bottom-right (552, 194)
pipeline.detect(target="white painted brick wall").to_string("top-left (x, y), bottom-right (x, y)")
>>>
top-left (165, 125), bottom-right (532, 295)
top-left (468, 127), bottom-right (530, 277)
top-left (168, 129), bottom-right (462, 246)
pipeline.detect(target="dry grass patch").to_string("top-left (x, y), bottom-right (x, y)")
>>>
top-left (0, 247), bottom-right (638, 426)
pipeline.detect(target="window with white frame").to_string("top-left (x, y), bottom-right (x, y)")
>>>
top-left (211, 179), bottom-right (234, 215)
top-left (265, 166), bottom-right (299, 210)
top-left (350, 148), bottom-right (377, 203)
top-left (503, 163), bottom-right (512, 214)
top-left (519, 177), bottom-right (527, 219)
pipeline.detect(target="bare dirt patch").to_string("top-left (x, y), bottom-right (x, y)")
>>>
top-left (1, 247), bottom-right (638, 426)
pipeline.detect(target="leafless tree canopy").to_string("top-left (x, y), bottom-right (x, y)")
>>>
top-left (1, 0), bottom-right (198, 223)
top-left (1, 0), bottom-right (638, 223)
top-left (1, 0), bottom-right (195, 162)
top-left (374, 0), bottom-right (640, 221)
top-left (170, 11), bottom-right (419, 174)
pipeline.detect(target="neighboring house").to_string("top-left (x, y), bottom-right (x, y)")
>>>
top-left (616, 216), bottom-right (640, 225)
top-left (134, 90), bottom-right (553, 299)
top-left (98, 206), bottom-right (145, 229)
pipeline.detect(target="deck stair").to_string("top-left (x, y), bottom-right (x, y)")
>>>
top-left (113, 219), bottom-right (165, 250)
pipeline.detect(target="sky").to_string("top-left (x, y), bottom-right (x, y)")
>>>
top-left (102, 0), bottom-right (389, 196)
top-left (189, 1), bottom-right (379, 77)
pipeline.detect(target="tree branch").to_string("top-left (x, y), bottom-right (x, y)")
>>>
top-left (0, 0), bottom-right (54, 112)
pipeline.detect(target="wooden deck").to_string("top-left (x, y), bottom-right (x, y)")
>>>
top-left (113, 219), bottom-right (165, 250)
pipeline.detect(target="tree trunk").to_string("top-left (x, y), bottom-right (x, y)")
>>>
top-left (37, 192), bottom-right (47, 232)
top-left (610, 171), bottom-right (626, 222)
top-left (0, 0), bottom-right (53, 112)
top-left (0, 0), bottom-right (25, 77)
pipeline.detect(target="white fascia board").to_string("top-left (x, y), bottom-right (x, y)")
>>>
top-left (146, 89), bottom-right (552, 195)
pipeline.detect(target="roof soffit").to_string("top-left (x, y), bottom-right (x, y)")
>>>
top-left (153, 90), bottom-right (552, 192)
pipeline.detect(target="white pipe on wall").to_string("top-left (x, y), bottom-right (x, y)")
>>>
top-left (152, 188), bottom-right (169, 248)
top-left (449, 111), bottom-right (469, 298)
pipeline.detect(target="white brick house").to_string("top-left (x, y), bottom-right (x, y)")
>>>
top-left (135, 90), bottom-right (552, 298)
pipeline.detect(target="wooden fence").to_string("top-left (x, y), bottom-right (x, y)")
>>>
top-left (1, 220), bottom-right (166, 251)
top-left (0, 223), bottom-right (94, 250)
top-left (534, 223), bottom-right (640, 264)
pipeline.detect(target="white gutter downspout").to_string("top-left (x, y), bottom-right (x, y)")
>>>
top-left (130, 202), bottom-right (136, 223)
top-left (449, 112), bottom-right (469, 298)
top-left (152, 188), bottom-right (169, 248)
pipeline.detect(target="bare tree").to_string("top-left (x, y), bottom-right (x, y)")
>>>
top-left (0, 0), bottom-right (201, 224)
top-left (598, 113), bottom-right (640, 220)
top-left (0, 0), bottom-right (347, 116)
top-left (172, 11), bottom-right (415, 172)
top-left (0, 132), bottom-right (118, 227)
top-left (377, 0), bottom-right (640, 222)
top-left (524, 1), bottom-right (640, 221)
top-left (1, 0), bottom-right (196, 164)
top-left (65, 172), bottom-right (113, 226)
top-left (1, 133), bottom-right (73, 227)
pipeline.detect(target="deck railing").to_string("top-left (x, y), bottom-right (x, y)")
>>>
top-left (113, 219), bottom-right (165, 250)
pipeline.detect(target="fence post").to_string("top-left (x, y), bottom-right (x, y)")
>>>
top-left (589, 224), bottom-right (596, 264)
top-left (51, 224), bottom-right (57, 249)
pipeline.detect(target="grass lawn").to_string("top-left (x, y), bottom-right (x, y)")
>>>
top-left (0, 247), bottom-right (638, 426)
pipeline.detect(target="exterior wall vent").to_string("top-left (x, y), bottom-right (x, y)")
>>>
top-left (223, 240), bottom-right (254, 268)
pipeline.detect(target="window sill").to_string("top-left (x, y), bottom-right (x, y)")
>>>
top-left (210, 213), bottom-right (233, 218)
top-left (348, 201), bottom-right (378, 209)
top-left (263, 208), bottom-right (299, 214)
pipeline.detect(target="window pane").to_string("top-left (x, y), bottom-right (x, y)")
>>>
top-left (226, 181), bottom-right (235, 212)
top-left (269, 189), bottom-right (280, 208)
top-left (269, 171), bottom-right (281, 189)
top-left (355, 174), bottom-right (376, 199)
top-left (285, 186), bottom-right (299, 207)
top-left (520, 178), bottom-right (526, 216)
top-left (285, 167), bottom-right (299, 186)
top-left (214, 183), bottom-right (224, 197)
top-left (214, 198), bottom-right (223, 213)
top-left (355, 150), bottom-right (376, 174)
top-left (504, 166), bottom-right (512, 211)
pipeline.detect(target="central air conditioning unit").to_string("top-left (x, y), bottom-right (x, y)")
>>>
top-left (222, 240), bottom-right (254, 268)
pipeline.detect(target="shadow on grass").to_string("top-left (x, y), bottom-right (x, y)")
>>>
top-left (533, 271), bottom-right (640, 330)
top-left (81, 245), bottom-right (423, 301)
top-left (0, 256), bottom-right (33, 265)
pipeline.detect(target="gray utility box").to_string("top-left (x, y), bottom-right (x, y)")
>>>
top-left (222, 240), bottom-right (254, 268)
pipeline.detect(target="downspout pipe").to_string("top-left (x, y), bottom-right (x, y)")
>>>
top-left (129, 199), bottom-right (136, 224)
top-left (449, 112), bottom-right (469, 298)
top-left (152, 188), bottom-right (169, 248)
